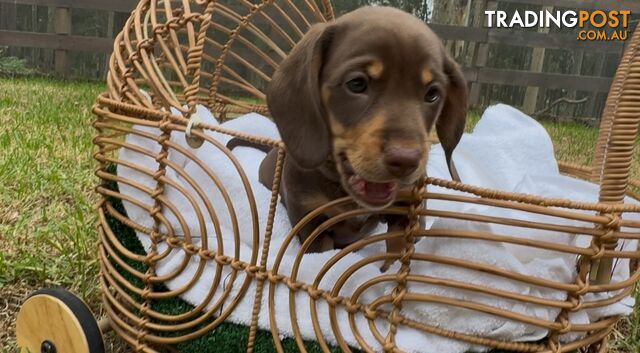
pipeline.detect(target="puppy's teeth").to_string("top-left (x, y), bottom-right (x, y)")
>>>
top-left (348, 175), bottom-right (366, 195)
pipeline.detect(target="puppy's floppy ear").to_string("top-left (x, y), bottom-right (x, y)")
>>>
top-left (436, 52), bottom-right (468, 182)
top-left (267, 23), bottom-right (335, 169)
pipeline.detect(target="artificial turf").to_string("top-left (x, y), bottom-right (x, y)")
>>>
top-left (103, 165), bottom-right (530, 353)
top-left (103, 165), bottom-right (347, 352)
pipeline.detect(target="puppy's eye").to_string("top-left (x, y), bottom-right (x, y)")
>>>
top-left (424, 86), bottom-right (441, 103)
top-left (346, 77), bottom-right (368, 94)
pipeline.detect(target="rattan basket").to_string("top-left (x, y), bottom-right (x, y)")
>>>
top-left (91, 1), bottom-right (640, 352)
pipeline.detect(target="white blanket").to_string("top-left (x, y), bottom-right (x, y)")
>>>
top-left (117, 104), bottom-right (637, 353)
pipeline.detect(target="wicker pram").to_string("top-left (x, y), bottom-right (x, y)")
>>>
top-left (89, 1), bottom-right (640, 352)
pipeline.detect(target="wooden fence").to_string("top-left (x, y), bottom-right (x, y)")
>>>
top-left (429, 0), bottom-right (640, 120)
top-left (0, 0), bottom-right (137, 76)
top-left (1, 0), bottom-right (639, 120)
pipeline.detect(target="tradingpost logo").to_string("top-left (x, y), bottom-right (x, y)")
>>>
top-left (485, 10), bottom-right (631, 41)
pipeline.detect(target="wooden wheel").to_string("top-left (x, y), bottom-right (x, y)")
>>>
top-left (16, 288), bottom-right (105, 353)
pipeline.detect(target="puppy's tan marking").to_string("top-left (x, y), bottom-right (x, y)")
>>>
top-left (321, 86), bottom-right (331, 108)
top-left (302, 192), bottom-right (362, 223)
top-left (335, 114), bottom-right (387, 179)
top-left (328, 115), bottom-right (346, 137)
top-left (367, 60), bottom-right (384, 79)
top-left (421, 67), bottom-right (433, 84)
top-left (355, 113), bottom-right (385, 148)
top-left (323, 87), bottom-right (349, 138)
top-left (301, 193), bottom-right (331, 213)
top-left (333, 113), bottom-right (384, 148)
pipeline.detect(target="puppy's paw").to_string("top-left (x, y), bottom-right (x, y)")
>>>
top-left (381, 237), bottom-right (405, 272)
top-left (379, 259), bottom-right (396, 273)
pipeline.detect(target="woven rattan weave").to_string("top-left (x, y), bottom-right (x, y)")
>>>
top-left (92, 1), bottom-right (640, 352)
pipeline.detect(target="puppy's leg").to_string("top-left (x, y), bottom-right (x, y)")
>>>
top-left (258, 148), bottom-right (279, 190)
top-left (380, 214), bottom-right (425, 272)
top-left (380, 215), bottom-right (408, 272)
top-left (297, 216), bottom-right (335, 253)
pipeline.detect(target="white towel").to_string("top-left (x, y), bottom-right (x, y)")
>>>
top-left (116, 104), bottom-right (637, 353)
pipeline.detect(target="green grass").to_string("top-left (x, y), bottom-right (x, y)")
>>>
top-left (0, 78), bottom-right (102, 293)
top-left (0, 77), bottom-right (638, 352)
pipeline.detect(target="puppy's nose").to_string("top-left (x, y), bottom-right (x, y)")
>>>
top-left (383, 146), bottom-right (421, 178)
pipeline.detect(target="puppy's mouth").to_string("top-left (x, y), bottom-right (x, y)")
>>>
top-left (339, 154), bottom-right (398, 209)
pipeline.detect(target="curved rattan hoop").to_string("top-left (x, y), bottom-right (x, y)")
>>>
top-left (92, 1), bottom-right (640, 352)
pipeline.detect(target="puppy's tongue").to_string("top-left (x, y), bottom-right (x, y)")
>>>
top-left (349, 175), bottom-right (398, 207)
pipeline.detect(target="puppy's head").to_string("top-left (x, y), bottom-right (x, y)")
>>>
top-left (267, 6), bottom-right (467, 209)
